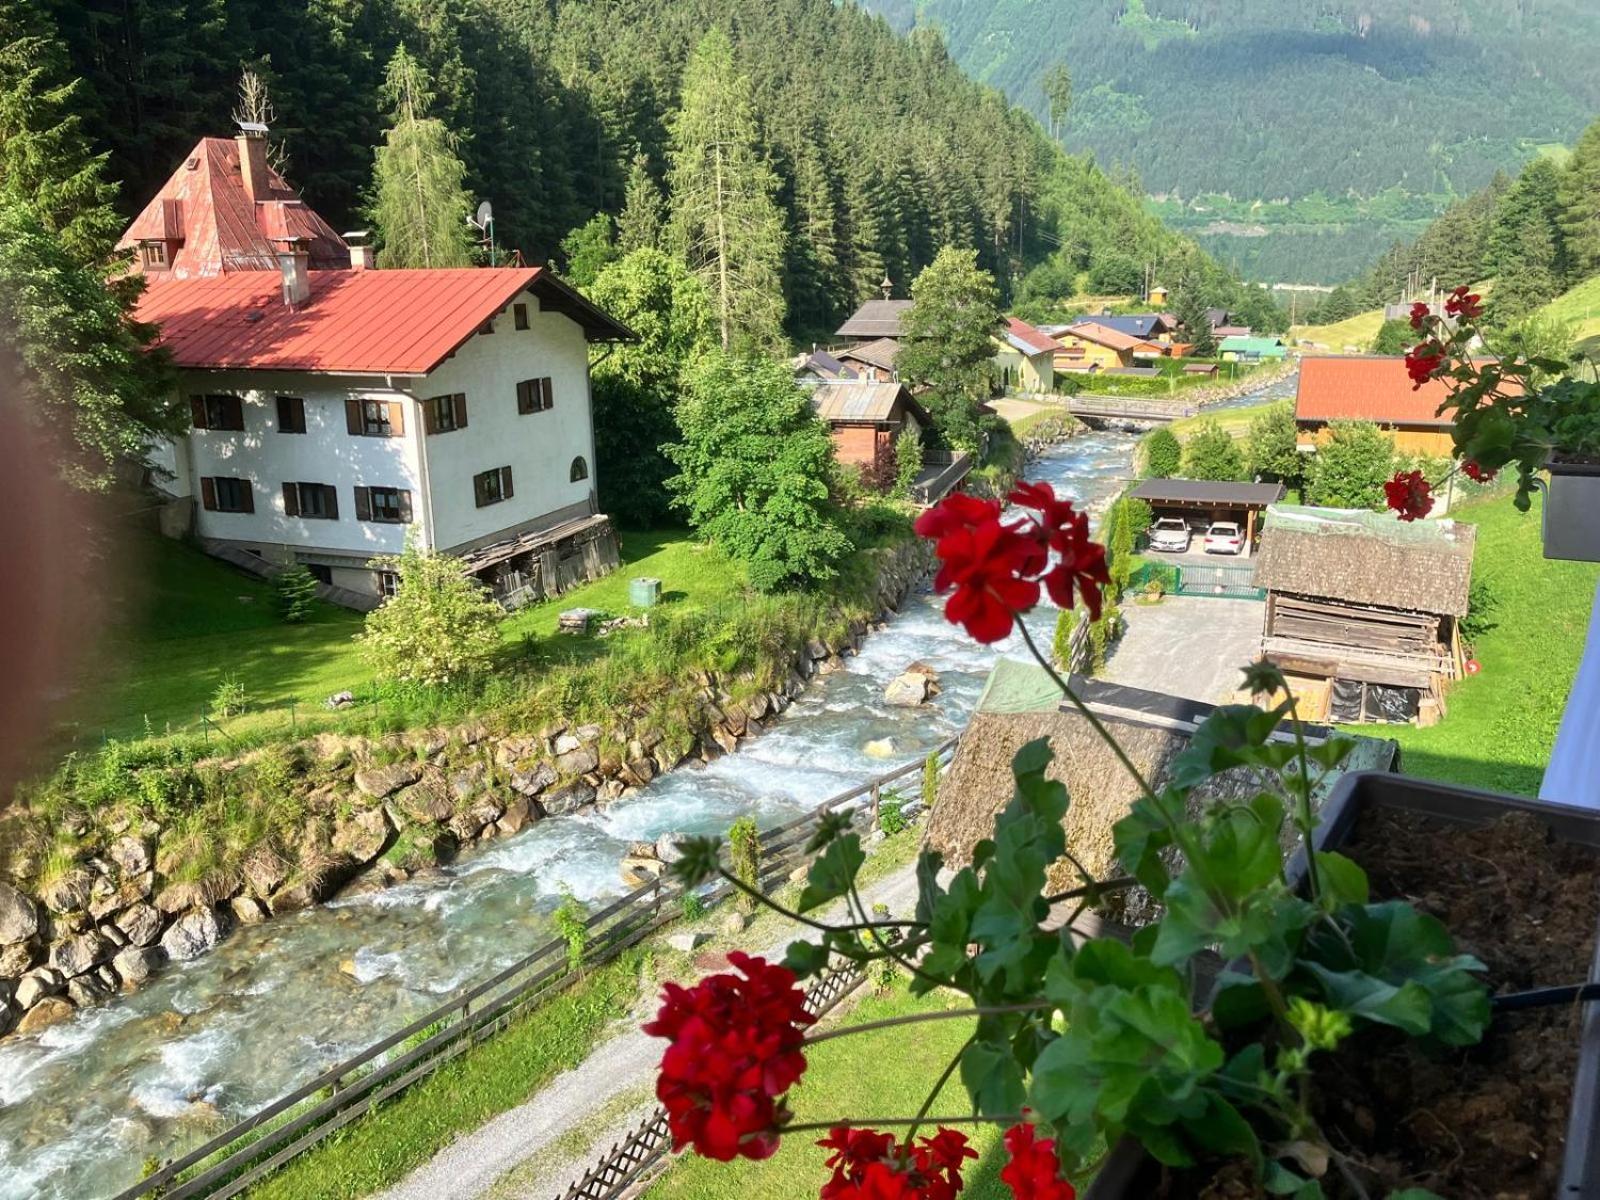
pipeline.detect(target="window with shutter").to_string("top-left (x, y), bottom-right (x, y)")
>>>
top-left (354, 486), bottom-right (372, 521)
top-left (365, 487), bottom-right (409, 523)
top-left (200, 477), bottom-right (217, 510)
top-left (209, 477), bottom-right (252, 513)
top-left (473, 467), bottom-right (511, 507)
top-left (190, 396), bottom-right (208, 429)
top-left (285, 482), bottom-right (338, 520)
top-left (540, 378), bottom-right (553, 410)
top-left (515, 378), bottom-right (553, 414)
top-left (198, 394), bottom-right (244, 431)
top-left (516, 380), bottom-right (534, 415)
top-left (513, 303), bottom-right (529, 330)
top-left (426, 394), bottom-right (465, 433)
top-left (354, 399), bottom-right (401, 436)
top-left (276, 396), bottom-right (306, 434)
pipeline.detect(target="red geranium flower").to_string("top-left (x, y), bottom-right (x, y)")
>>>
top-left (912, 492), bottom-right (1002, 544)
top-left (1408, 300), bottom-right (1432, 330)
top-left (1384, 470), bottom-right (1434, 522)
top-left (1008, 481), bottom-right (1111, 620)
top-left (1461, 459), bottom-right (1497, 483)
top-left (819, 1126), bottom-right (976, 1200)
top-left (1444, 285), bottom-right (1484, 321)
top-left (999, 1121), bottom-right (1076, 1200)
top-left (1404, 341), bottom-right (1446, 389)
top-left (644, 952), bottom-right (815, 1161)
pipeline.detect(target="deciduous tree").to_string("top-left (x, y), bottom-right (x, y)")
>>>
top-left (1143, 427), bottom-right (1182, 478)
top-left (1306, 420), bottom-right (1395, 510)
top-left (1180, 419), bottom-right (1244, 481)
top-left (667, 351), bottom-right (852, 590)
top-left (559, 213), bottom-right (618, 287)
top-left (896, 246), bottom-right (1002, 450)
top-left (358, 540), bottom-right (503, 686)
top-left (1246, 402), bottom-right (1305, 489)
top-left (369, 45), bottom-right (474, 269)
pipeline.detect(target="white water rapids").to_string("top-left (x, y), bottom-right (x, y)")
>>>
top-left (0, 430), bottom-right (1158, 1199)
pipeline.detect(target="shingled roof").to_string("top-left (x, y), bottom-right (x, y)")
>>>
top-left (118, 137), bottom-right (348, 276)
top-left (809, 380), bottom-right (924, 424)
top-left (1254, 505), bottom-right (1477, 617)
top-left (835, 299), bottom-right (913, 340)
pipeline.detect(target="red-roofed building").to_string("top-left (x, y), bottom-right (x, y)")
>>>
top-left (118, 131), bottom-right (351, 277)
top-left (125, 139), bottom-right (635, 608)
top-left (1295, 356), bottom-right (1461, 457)
top-left (993, 317), bottom-right (1068, 393)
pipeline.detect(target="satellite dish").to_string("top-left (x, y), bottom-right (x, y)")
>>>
top-left (474, 200), bottom-right (493, 230)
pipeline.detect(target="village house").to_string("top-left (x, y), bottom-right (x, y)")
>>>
top-left (1295, 355), bottom-right (1460, 457)
top-left (1053, 321), bottom-right (1162, 371)
top-left (1218, 335), bottom-right (1286, 363)
top-left (1254, 505), bottom-right (1476, 726)
top-left (834, 297), bottom-right (913, 343)
top-left (1067, 312), bottom-right (1177, 343)
top-left (808, 379), bottom-right (928, 488)
top-left (992, 317), bottom-right (1066, 394)
top-left (130, 128), bottom-right (634, 609)
top-left (836, 337), bottom-right (902, 383)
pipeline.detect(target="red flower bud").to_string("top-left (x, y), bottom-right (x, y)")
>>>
top-left (1461, 459), bottom-right (1497, 483)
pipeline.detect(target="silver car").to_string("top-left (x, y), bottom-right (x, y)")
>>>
top-left (1148, 517), bottom-right (1191, 553)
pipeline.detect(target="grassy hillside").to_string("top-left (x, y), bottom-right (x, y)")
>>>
top-left (865, 0), bottom-right (1600, 283)
top-left (1538, 275), bottom-right (1600, 344)
top-left (1290, 308), bottom-right (1386, 351)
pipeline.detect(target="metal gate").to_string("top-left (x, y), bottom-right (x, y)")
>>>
top-left (1173, 561), bottom-right (1265, 600)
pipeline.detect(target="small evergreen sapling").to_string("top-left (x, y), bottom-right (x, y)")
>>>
top-left (274, 565), bottom-right (319, 623)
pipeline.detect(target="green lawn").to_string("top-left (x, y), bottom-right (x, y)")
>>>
top-left (643, 983), bottom-right (1017, 1200)
top-left (63, 526), bottom-right (743, 747)
top-left (1290, 307), bottom-right (1385, 351)
top-left (1167, 399), bottom-right (1284, 442)
top-left (1537, 274), bottom-right (1600, 345)
top-left (1364, 490), bottom-right (1599, 797)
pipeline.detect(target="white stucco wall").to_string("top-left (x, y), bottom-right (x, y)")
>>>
top-left (417, 298), bottom-right (597, 553)
top-left (178, 369), bottom-right (421, 560)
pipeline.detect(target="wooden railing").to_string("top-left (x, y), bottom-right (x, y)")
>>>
top-left (111, 737), bottom-right (961, 1200)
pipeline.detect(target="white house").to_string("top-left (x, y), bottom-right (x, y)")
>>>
top-left (137, 259), bottom-right (633, 608)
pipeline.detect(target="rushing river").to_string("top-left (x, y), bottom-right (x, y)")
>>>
top-left (0, 426), bottom-right (1166, 1199)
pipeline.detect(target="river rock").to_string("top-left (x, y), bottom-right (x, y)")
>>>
top-left (551, 732), bottom-right (582, 755)
top-left (554, 746), bottom-right (599, 775)
top-left (509, 761), bottom-right (557, 797)
top-left (242, 850), bottom-right (289, 899)
top-left (495, 795), bottom-right (533, 837)
top-left (720, 911), bottom-right (749, 936)
top-left (495, 735), bottom-right (540, 767)
top-left (540, 781), bottom-right (595, 818)
top-left (155, 875), bottom-right (235, 914)
top-left (98, 922), bottom-right (127, 949)
top-left (67, 971), bottom-right (115, 1008)
top-left (268, 871), bottom-right (339, 916)
top-left (353, 761), bottom-right (421, 799)
top-left (449, 763), bottom-right (486, 799)
top-left (447, 806), bottom-right (489, 842)
top-left (16, 996), bottom-right (73, 1035)
top-left (655, 833), bottom-right (692, 865)
top-left (666, 931), bottom-right (709, 953)
top-left (108, 836), bottom-right (153, 879)
top-left (883, 672), bottom-right (931, 707)
top-left (621, 757), bottom-right (656, 787)
top-left (0, 882), bottom-right (39, 945)
top-left (112, 945), bottom-right (165, 989)
top-left (863, 738), bottom-right (896, 759)
top-left (114, 902), bottom-right (164, 948)
top-left (405, 728), bottom-right (448, 757)
top-left (903, 661), bottom-right (942, 691)
top-left (50, 931), bottom-right (111, 977)
top-left (0, 939), bottom-right (35, 977)
top-left (333, 808), bottom-right (392, 864)
top-left (39, 868), bottom-right (93, 915)
top-left (710, 724), bottom-right (739, 755)
top-left (15, 968), bottom-right (64, 1010)
top-left (161, 907), bottom-right (226, 961)
top-left (621, 856), bottom-right (664, 887)
top-left (227, 896), bottom-right (266, 926)
top-left (394, 775), bottom-right (454, 824)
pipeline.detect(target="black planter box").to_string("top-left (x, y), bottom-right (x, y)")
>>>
top-left (1082, 771), bottom-right (1600, 1199)
top-left (1543, 459), bottom-right (1600, 564)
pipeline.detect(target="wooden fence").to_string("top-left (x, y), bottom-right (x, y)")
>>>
top-left (111, 736), bottom-right (960, 1200)
top-left (554, 962), bottom-right (870, 1200)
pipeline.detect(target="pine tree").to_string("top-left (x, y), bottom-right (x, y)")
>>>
top-left (1173, 275), bottom-right (1216, 355)
top-left (369, 45), bottom-right (475, 270)
top-left (0, 2), bottom-right (122, 263)
top-left (896, 246), bottom-right (1002, 450)
top-left (617, 152), bottom-right (664, 253)
top-left (667, 29), bottom-right (787, 353)
top-left (1560, 118), bottom-right (1600, 281)
top-left (1042, 63), bottom-right (1072, 142)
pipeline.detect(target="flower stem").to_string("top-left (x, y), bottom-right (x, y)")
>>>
top-left (714, 867), bottom-right (925, 936)
top-left (905, 1034), bottom-right (974, 1144)
top-left (780, 1115), bottom-right (1021, 1135)
top-left (1041, 875), bottom-right (1138, 906)
top-left (805, 1002), bottom-right (1051, 1047)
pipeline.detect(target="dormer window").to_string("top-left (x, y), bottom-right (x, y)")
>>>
top-left (140, 241), bottom-right (170, 269)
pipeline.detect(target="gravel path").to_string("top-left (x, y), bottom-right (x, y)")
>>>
top-left (372, 855), bottom-right (926, 1200)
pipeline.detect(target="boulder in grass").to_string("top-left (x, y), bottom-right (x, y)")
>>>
top-left (161, 907), bottom-right (227, 961)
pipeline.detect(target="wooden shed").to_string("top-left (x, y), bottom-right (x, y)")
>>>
top-left (1254, 506), bottom-right (1477, 725)
top-left (809, 380), bottom-right (927, 490)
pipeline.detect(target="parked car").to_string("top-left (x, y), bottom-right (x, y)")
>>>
top-left (1147, 517), bottom-right (1192, 553)
top-left (1204, 522), bottom-right (1244, 555)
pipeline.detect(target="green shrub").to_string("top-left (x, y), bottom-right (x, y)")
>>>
top-left (358, 540), bottom-right (504, 687)
top-left (552, 887), bottom-right (588, 973)
top-left (1052, 606), bottom-right (1080, 669)
top-left (1180, 419), bottom-right (1246, 481)
top-left (878, 793), bottom-right (908, 836)
top-left (921, 752), bottom-right (940, 809)
top-left (1144, 427), bottom-right (1181, 478)
top-left (274, 566), bottom-right (320, 623)
top-left (728, 816), bottom-right (761, 914)
top-left (679, 890), bottom-right (708, 922)
top-left (210, 674), bottom-right (247, 720)
top-left (892, 423), bottom-right (924, 498)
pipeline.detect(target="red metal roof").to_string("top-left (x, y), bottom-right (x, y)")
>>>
top-left (135, 268), bottom-right (632, 375)
top-left (1296, 356), bottom-right (1466, 428)
top-left (1060, 321), bottom-right (1148, 353)
top-left (119, 137), bottom-right (348, 277)
top-left (1004, 316), bottom-right (1067, 356)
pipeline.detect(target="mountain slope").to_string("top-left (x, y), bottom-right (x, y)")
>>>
top-left (865, 0), bottom-right (1600, 283)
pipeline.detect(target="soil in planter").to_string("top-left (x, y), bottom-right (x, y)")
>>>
top-left (1144, 807), bottom-right (1600, 1200)
top-left (1309, 806), bottom-right (1600, 1199)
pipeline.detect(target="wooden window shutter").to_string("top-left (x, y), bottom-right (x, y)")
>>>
top-left (387, 401), bottom-right (405, 436)
top-left (324, 484), bottom-right (339, 519)
top-left (282, 482), bottom-right (300, 516)
top-left (398, 490), bottom-right (413, 522)
top-left (240, 481), bottom-right (255, 513)
top-left (473, 472), bottom-right (487, 508)
top-left (345, 398), bottom-right (362, 435)
top-left (501, 466), bottom-right (514, 499)
top-left (422, 397), bottom-right (438, 435)
top-left (516, 380), bottom-right (532, 415)
top-left (354, 486), bottom-right (372, 521)
top-left (225, 395), bottom-right (244, 430)
top-left (453, 394), bottom-right (468, 429)
top-left (541, 377), bottom-right (553, 409)
top-left (200, 477), bottom-right (217, 510)
top-left (190, 396), bottom-right (208, 429)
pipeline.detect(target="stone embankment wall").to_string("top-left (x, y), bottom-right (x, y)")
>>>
top-left (0, 540), bottom-right (933, 1039)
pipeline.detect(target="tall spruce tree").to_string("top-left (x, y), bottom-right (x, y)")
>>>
top-left (896, 246), bottom-right (1001, 450)
top-left (1560, 118), bottom-right (1600, 281)
top-left (617, 152), bottom-right (664, 253)
top-left (369, 45), bottom-right (475, 269)
top-left (667, 29), bottom-right (787, 353)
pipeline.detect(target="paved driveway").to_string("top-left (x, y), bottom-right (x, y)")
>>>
top-left (1102, 596), bottom-right (1265, 704)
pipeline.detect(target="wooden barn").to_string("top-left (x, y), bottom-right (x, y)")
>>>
top-left (1254, 506), bottom-right (1477, 725)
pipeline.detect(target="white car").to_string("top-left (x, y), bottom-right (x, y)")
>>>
top-left (1204, 522), bottom-right (1245, 555)
top-left (1148, 517), bottom-right (1192, 553)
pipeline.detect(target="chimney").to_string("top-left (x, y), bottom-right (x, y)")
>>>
top-left (343, 230), bottom-right (375, 271)
top-left (277, 241), bottom-right (311, 307)
top-left (237, 121), bottom-right (270, 203)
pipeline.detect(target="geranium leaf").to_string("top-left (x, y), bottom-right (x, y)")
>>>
top-left (796, 833), bottom-right (864, 912)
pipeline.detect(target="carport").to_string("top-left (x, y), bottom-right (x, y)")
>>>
top-left (1130, 478), bottom-right (1287, 554)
